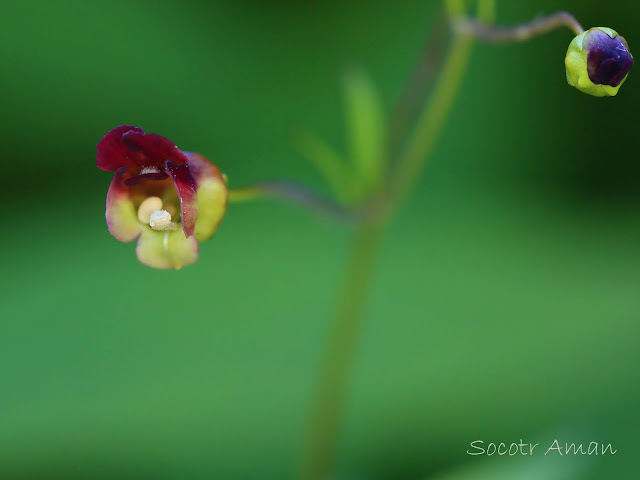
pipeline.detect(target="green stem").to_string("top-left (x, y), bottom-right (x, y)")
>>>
top-left (388, 0), bottom-right (494, 212)
top-left (387, 34), bottom-right (474, 212)
top-left (388, 8), bottom-right (449, 158)
top-left (299, 4), bottom-right (492, 480)
top-left (298, 220), bottom-right (385, 480)
top-left (299, 3), bottom-right (495, 479)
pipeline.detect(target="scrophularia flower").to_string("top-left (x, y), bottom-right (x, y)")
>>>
top-left (97, 125), bottom-right (228, 269)
top-left (565, 27), bottom-right (633, 97)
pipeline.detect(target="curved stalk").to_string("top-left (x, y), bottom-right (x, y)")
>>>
top-left (228, 181), bottom-right (358, 223)
top-left (455, 10), bottom-right (583, 41)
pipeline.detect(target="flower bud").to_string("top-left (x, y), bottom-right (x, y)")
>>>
top-left (565, 27), bottom-right (633, 97)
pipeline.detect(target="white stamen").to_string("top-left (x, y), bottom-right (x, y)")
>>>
top-left (149, 209), bottom-right (173, 231)
top-left (137, 196), bottom-right (163, 223)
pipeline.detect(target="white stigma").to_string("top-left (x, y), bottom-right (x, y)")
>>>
top-left (149, 210), bottom-right (174, 231)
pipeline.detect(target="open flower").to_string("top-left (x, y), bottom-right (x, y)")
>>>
top-left (565, 27), bottom-right (633, 97)
top-left (97, 125), bottom-right (228, 269)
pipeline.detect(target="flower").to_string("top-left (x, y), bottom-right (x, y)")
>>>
top-left (97, 125), bottom-right (228, 269)
top-left (565, 27), bottom-right (633, 97)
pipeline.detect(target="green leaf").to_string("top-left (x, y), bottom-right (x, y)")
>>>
top-left (293, 130), bottom-right (353, 204)
top-left (343, 67), bottom-right (387, 197)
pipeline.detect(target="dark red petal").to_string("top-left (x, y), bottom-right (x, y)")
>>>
top-left (122, 131), bottom-right (190, 167)
top-left (124, 171), bottom-right (169, 186)
top-left (165, 160), bottom-right (198, 237)
top-left (96, 125), bottom-right (144, 172)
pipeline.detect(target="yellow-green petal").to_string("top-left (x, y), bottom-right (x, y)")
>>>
top-left (105, 169), bottom-right (142, 242)
top-left (136, 228), bottom-right (199, 269)
top-left (185, 152), bottom-right (228, 242)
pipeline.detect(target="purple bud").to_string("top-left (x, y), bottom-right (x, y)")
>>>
top-left (585, 29), bottom-right (634, 87)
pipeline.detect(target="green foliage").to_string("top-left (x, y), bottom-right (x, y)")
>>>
top-left (343, 68), bottom-right (388, 199)
top-left (295, 68), bottom-right (388, 204)
top-left (293, 130), bottom-right (353, 204)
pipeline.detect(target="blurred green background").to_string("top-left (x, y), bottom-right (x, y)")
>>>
top-left (1, 1), bottom-right (639, 479)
